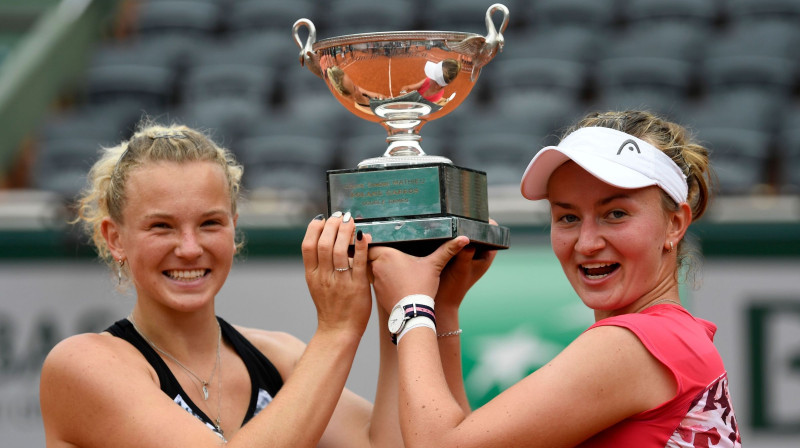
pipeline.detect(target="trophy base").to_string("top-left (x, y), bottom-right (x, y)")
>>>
top-left (355, 216), bottom-right (509, 257)
top-left (327, 162), bottom-right (509, 256)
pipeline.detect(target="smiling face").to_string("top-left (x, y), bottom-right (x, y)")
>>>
top-left (547, 161), bottom-right (683, 319)
top-left (105, 160), bottom-right (237, 314)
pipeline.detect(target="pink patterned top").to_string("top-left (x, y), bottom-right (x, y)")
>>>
top-left (579, 304), bottom-right (741, 447)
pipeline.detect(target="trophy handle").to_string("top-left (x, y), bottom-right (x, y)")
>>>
top-left (484, 3), bottom-right (509, 52)
top-left (474, 3), bottom-right (509, 81)
top-left (446, 4), bottom-right (509, 82)
top-left (293, 18), bottom-right (322, 78)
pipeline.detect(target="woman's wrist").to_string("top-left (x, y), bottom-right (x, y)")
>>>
top-left (433, 301), bottom-right (459, 324)
top-left (388, 294), bottom-right (436, 344)
top-left (315, 321), bottom-right (367, 346)
top-left (396, 316), bottom-right (436, 344)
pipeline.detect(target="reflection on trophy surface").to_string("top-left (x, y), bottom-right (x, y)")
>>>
top-left (293, 3), bottom-right (511, 255)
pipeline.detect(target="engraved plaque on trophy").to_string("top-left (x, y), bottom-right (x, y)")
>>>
top-left (293, 4), bottom-right (511, 255)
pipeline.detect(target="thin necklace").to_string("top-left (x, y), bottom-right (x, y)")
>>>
top-left (636, 298), bottom-right (682, 313)
top-left (128, 314), bottom-right (224, 435)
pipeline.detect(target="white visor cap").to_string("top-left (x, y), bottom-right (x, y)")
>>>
top-left (520, 127), bottom-right (688, 204)
top-left (424, 60), bottom-right (447, 87)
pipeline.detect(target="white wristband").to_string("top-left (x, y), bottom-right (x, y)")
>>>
top-left (396, 316), bottom-right (436, 344)
top-left (394, 294), bottom-right (435, 310)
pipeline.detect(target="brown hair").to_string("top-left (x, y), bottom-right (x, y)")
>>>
top-left (442, 59), bottom-right (462, 84)
top-left (73, 120), bottom-right (244, 273)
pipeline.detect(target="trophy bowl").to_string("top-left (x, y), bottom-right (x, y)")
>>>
top-left (293, 4), bottom-right (511, 255)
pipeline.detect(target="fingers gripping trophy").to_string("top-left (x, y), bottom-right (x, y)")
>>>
top-left (293, 4), bottom-right (511, 255)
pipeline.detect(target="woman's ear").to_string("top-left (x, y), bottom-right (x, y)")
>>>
top-left (101, 217), bottom-right (124, 261)
top-left (667, 202), bottom-right (692, 245)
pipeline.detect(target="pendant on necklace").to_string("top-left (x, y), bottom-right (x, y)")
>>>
top-left (215, 418), bottom-right (223, 435)
top-left (202, 383), bottom-right (209, 401)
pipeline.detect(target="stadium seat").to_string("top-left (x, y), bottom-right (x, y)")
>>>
top-left (278, 64), bottom-right (341, 113)
top-left (182, 63), bottom-right (275, 104)
top-left (37, 106), bottom-right (135, 147)
top-left (236, 104), bottom-right (347, 183)
top-left (23, 0), bottom-right (798, 201)
top-left (591, 92), bottom-right (688, 125)
top-left (85, 63), bottom-right (175, 110)
top-left (33, 106), bottom-right (137, 198)
top-left (777, 108), bottom-right (800, 192)
top-left (491, 57), bottom-right (586, 104)
top-left (593, 56), bottom-right (694, 119)
top-left (226, 30), bottom-right (301, 72)
top-left (621, 0), bottom-right (719, 28)
top-left (703, 55), bottom-right (797, 98)
top-left (31, 138), bottom-right (102, 199)
top-left (705, 20), bottom-right (800, 60)
top-left (236, 135), bottom-right (335, 203)
top-left (682, 90), bottom-right (786, 136)
top-left (780, 134), bottom-right (800, 193)
top-left (84, 36), bottom-right (207, 109)
top-left (526, 0), bottom-right (619, 31)
top-left (173, 98), bottom-right (267, 150)
top-left (338, 134), bottom-right (388, 169)
top-left (503, 27), bottom-right (602, 63)
top-left (134, 0), bottom-right (221, 38)
top-left (727, 0), bottom-right (800, 23)
top-left (681, 91), bottom-right (785, 194)
top-left (427, 0), bottom-right (511, 34)
top-left (326, 0), bottom-right (417, 35)
top-left (459, 95), bottom-right (581, 148)
top-left (225, 0), bottom-right (316, 34)
top-left (698, 128), bottom-right (773, 195)
top-left (604, 22), bottom-right (710, 66)
top-left (455, 132), bottom-right (537, 187)
top-left (701, 21), bottom-right (800, 97)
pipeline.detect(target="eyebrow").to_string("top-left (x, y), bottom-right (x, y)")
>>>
top-left (551, 193), bottom-right (632, 209)
top-left (143, 209), bottom-right (229, 220)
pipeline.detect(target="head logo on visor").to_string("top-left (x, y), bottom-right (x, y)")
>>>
top-left (520, 127), bottom-right (688, 204)
top-left (618, 139), bottom-right (640, 155)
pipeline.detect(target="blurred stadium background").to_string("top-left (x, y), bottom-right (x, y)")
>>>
top-left (0, 0), bottom-right (799, 445)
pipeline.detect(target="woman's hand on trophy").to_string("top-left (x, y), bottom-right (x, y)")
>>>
top-left (368, 236), bottom-right (470, 312)
top-left (436, 221), bottom-right (499, 312)
top-left (302, 212), bottom-right (373, 336)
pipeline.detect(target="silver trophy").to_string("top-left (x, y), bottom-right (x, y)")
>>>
top-left (294, 4), bottom-right (510, 255)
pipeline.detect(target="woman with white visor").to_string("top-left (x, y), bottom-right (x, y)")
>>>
top-left (367, 110), bottom-right (742, 447)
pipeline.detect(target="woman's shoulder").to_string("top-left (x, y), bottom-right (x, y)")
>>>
top-left (40, 331), bottom-right (158, 424)
top-left (43, 331), bottom-right (151, 379)
top-left (46, 331), bottom-right (133, 363)
top-left (592, 306), bottom-right (714, 343)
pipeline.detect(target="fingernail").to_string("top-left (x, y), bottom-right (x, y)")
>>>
top-left (331, 211), bottom-right (343, 218)
top-left (343, 211), bottom-right (351, 223)
top-left (356, 229), bottom-right (363, 241)
top-left (313, 213), bottom-right (324, 221)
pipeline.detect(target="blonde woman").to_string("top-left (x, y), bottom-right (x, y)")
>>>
top-left (40, 121), bottom-right (403, 447)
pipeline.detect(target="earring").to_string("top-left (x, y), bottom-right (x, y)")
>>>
top-left (667, 241), bottom-right (674, 253)
top-left (117, 258), bottom-right (125, 285)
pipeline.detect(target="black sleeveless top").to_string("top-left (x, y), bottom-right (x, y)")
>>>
top-left (106, 317), bottom-right (284, 438)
